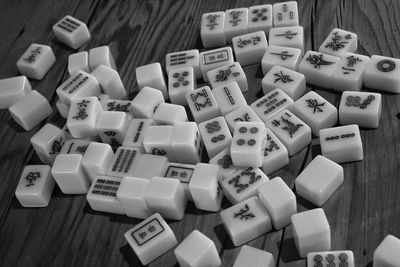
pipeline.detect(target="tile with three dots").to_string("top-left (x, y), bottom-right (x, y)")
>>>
top-left (307, 250), bottom-right (355, 267)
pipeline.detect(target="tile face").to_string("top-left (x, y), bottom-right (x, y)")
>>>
top-left (174, 230), bottom-right (221, 267)
top-left (220, 197), bottom-right (272, 246)
top-left (16, 43), bottom-right (56, 80)
top-left (68, 51), bottom-right (89, 76)
top-left (101, 99), bottom-right (133, 119)
top-left (189, 163), bottom-right (223, 212)
top-left (52, 154), bottom-right (90, 194)
top-left (233, 245), bottom-right (275, 267)
top-left (117, 177), bottom-right (152, 219)
top-left (373, 235), bottom-right (400, 267)
top-left (170, 122), bottom-right (203, 164)
top-left (81, 142), bottom-right (114, 182)
top-left (298, 51), bottom-right (340, 89)
top-left (331, 52), bottom-right (370, 92)
top-left (230, 122), bottom-right (266, 167)
top-left (0, 76), bottom-right (31, 109)
top-left (292, 91), bottom-right (338, 136)
top-left (86, 176), bottom-right (125, 214)
top-left (89, 46), bottom-right (117, 70)
top-left (124, 213), bottom-right (178, 265)
top-left (209, 147), bottom-right (240, 181)
top-left (363, 55), bottom-right (400, 93)
top-left (262, 65), bottom-right (306, 100)
top-left (266, 109), bottom-right (311, 156)
top-left (198, 116), bottom-right (232, 159)
top-left (165, 49), bottom-right (201, 79)
top-left (56, 70), bottom-right (101, 105)
top-left (250, 88), bottom-right (294, 123)
top-left (131, 86), bottom-right (165, 118)
top-left (221, 167), bottom-right (269, 204)
top-left (269, 26), bottom-right (304, 53)
top-left (258, 177), bottom-right (296, 229)
top-left (131, 154), bottom-right (169, 179)
top-left (145, 177), bottom-right (187, 220)
top-left (207, 62), bottom-right (248, 92)
top-left (52, 15), bottom-right (90, 49)
top-left (91, 65), bottom-right (126, 99)
top-left (212, 82), bottom-right (247, 116)
top-left (224, 8), bottom-right (249, 43)
top-left (67, 97), bottom-right (101, 138)
top-left (199, 47), bottom-right (234, 82)
top-left (143, 125), bottom-right (176, 161)
top-left (225, 105), bottom-right (263, 133)
top-left (107, 146), bottom-right (142, 178)
top-left (248, 5), bottom-right (273, 35)
top-left (96, 111), bottom-right (129, 149)
top-left (339, 91), bottom-right (382, 128)
top-left (296, 155), bottom-right (344, 206)
top-left (136, 62), bottom-right (167, 99)
top-left (291, 208), bottom-right (331, 258)
top-left (122, 119), bottom-right (154, 149)
top-left (186, 86), bottom-right (221, 124)
top-left (232, 31), bottom-right (268, 66)
top-left (201, 12), bottom-right (226, 48)
top-left (31, 123), bottom-right (66, 165)
top-left (319, 28), bottom-right (357, 57)
top-left (15, 165), bottom-right (55, 207)
top-left (162, 162), bottom-right (196, 201)
top-left (9, 90), bottom-right (52, 131)
top-left (307, 250), bottom-right (355, 267)
top-left (168, 67), bottom-right (196, 105)
top-left (152, 103), bottom-right (188, 125)
top-left (261, 45), bottom-right (302, 75)
top-left (319, 124), bottom-right (363, 163)
top-left (261, 129), bottom-right (289, 175)
top-left (273, 1), bottom-right (299, 27)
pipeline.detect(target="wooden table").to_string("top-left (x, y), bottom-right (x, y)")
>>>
top-left (0, 0), bottom-right (399, 266)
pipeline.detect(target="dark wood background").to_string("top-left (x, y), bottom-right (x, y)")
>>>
top-left (0, 0), bottom-right (399, 266)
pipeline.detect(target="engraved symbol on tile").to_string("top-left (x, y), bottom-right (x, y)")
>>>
top-left (57, 17), bottom-right (80, 33)
top-left (72, 99), bottom-right (90, 120)
top-left (277, 4), bottom-right (294, 21)
top-left (306, 99), bottom-right (325, 113)
top-left (345, 95), bottom-right (375, 109)
top-left (217, 155), bottom-right (233, 169)
top-left (228, 167), bottom-right (261, 193)
top-left (228, 10), bottom-right (243, 26)
top-left (92, 178), bottom-right (120, 196)
top-left (274, 70), bottom-right (294, 83)
top-left (281, 116), bottom-right (303, 138)
top-left (270, 51), bottom-right (294, 60)
top-left (274, 30), bottom-right (298, 39)
top-left (306, 54), bottom-right (335, 69)
top-left (233, 204), bottom-right (255, 220)
top-left (313, 255), bottom-right (323, 263)
top-left (216, 181), bottom-right (223, 199)
top-left (191, 89), bottom-right (212, 111)
top-left (203, 50), bottom-right (229, 65)
top-left (215, 65), bottom-right (240, 82)
top-left (377, 59), bottom-right (396, 72)
top-left (264, 134), bottom-right (279, 156)
top-left (152, 148), bottom-right (167, 156)
top-left (206, 14), bottom-right (220, 30)
top-left (206, 121), bottom-right (221, 133)
top-left (234, 112), bottom-right (251, 122)
top-left (49, 137), bottom-right (64, 154)
top-left (237, 36), bottom-right (261, 48)
top-left (133, 121), bottom-right (144, 143)
top-left (23, 47), bottom-right (42, 63)
top-left (75, 145), bottom-right (88, 154)
top-left (107, 101), bottom-right (131, 112)
top-left (325, 133), bottom-right (355, 141)
top-left (25, 171), bottom-right (41, 187)
top-left (132, 218), bottom-right (165, 246)
top-left (325, 31), bottom-right (349, 51)
top-left (251, 8), bottom-right (268, 22)
top-left (172, 71), bottom-right (190, 88)
top-left (342, 55), bottom-right (362, 74)
top-left (224, 87), bottom-right (235, 105)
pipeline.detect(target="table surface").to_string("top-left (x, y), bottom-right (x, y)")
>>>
top-left (0, 0), bottom-right (399, 266)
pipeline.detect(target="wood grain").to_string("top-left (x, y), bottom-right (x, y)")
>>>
top-left (0, 0), bottom-right (399, 266)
